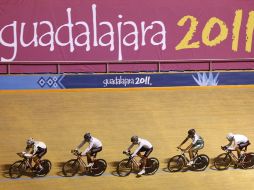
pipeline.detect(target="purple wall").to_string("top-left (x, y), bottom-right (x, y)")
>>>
top-left (0, 0), bottom-right (253, 73)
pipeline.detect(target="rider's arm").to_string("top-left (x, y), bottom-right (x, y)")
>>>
top-left (81, 141), bottom-right (94, 156)
top-left (227, 140), bottom-right (236, 150)
top-left (76, 140), bottom-right (86, 150)
top-left (185, 143), bottom-right (193, 151)
top-left (131, 143), bottom-right (143, 157)
top-left (127, 143), bottom-right (134, 152)
top-left (178, 136), bottom-right (189, 147)
top-left (24, 145), bottom-right (31, 153)
top-left (23, 146), bottom-right (33, 157)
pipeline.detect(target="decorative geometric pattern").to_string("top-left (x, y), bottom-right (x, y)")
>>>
top-left (37, 76), bottom-right (64, 88)
top-left (192, 72), bottom-right (219, 86)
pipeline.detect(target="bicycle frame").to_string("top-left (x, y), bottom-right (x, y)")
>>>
top-left (177, 148), bottom-right (198, 166)
top-left (17, 153), bottom-right (33, 170)
top-left (129, 156), bottom-right (141, 169)
top-left (123, 152), bottom-right (150, 170)
top-left (63, 150), bottom-right (107, 177)
top-left (72, 152), bottom-right (88, 168)
top-left (71, 151), bottom-right (100, 171)
top-left (227, 151), bottom-right (238, 161)
top-left (223, 149), bottom-right (245, 165)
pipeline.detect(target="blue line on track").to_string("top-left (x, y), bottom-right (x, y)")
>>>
top-left (0, 167), bottom-right (247, 183)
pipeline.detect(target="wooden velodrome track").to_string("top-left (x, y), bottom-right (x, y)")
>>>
top-left (1, 86), bottom-right (254, 190)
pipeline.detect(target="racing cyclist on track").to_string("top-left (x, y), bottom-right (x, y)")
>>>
top-left (177, 129), bottom-right (204, 166)
top-left (125, 136), bottom-right (153, 176)
top-left (23, 137), bottom-right (47, 172)
top-left (74, 132), bottom-right (102, 167)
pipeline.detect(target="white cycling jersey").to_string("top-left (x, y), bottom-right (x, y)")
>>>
top-left (34, 141), bottom-right (46, 152)
top-left (25, 141), bottom-right (46, 155)
top-left (129, 138), bottom-right (153, 157)
top-left (191, 133), bottom-right (203, 145)
top-left (227, 134), bottom-right (248, 150)
top-left (233, 134), bottom-right (248, 144)
top-left (76, 137), bottom-right (102, 155)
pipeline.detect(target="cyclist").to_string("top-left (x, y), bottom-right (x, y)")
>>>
top-left (24, 137), bottom-right (47, 172)
top-left (125, 136), bottom-right (153, 176)
top-left (177, 129), bottom-right (204, 166)
top-left (74, 132), bottom-right (102, 167)
top-left (223, 133), bottom-right (250, 159)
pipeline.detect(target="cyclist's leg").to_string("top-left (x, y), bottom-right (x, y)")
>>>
top-left (87, 147), bottom-right (102, 166)
top-left (142, 147), bottom-right (153, 168)
top-left (136, 147), bottom-right (146, 167)
top-left (237, 141), bottom-right (250, 159)
top-left (188, 144), bottom-right (203, 165)
top-left (86, 151), bottom-right (92, 164)
top-left (138, 147), bottom-right (153, 175)
top-left (137, 152), bottom-right (143, 159)
top-left (33, 148), bottom-right (47, 171)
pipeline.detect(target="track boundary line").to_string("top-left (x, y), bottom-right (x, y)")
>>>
top-left (0, 167), bottom-right (250, 183)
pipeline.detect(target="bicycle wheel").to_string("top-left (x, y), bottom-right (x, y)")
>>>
top-left (36, 159), bottom-right (52, 177)
top-left (9, 160), bottom-right (26, 179)
top-left (145, 157), bottom-right (159, 175)
top-left (90, 159), bottom-right (107, 176)
top-left (191, 154), bottom-right (209, 171)
top-left (62, 159), bottom-right (80, 177)
top-left (167, 155), bottom-right (185, 172)
top-left (116, 158), bottom-right (133, 177)
top-left (214, 153), bottom-right (232, 170)
top-left (240, 153), bottom-right (254, 169)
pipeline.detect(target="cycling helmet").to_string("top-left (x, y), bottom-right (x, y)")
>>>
top-left (131, 136), bottom-right (138, 143)
top-left (188, 129), bottom-right (195, 136)
top-left (84, 132), bottom-right (91, 141)
top-left (26, 137), bottom-right (35, 146)
top-left (226, 133), bottom-right (234, 141)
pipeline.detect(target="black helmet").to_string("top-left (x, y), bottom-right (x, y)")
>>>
top-left (131, 136), bottom-right (138, 143)
top-left (84, 132), bottom-right (91, 141)
top-left (188, 129), bottom-right (195, 136)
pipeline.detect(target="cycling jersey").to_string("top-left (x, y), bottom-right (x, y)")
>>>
top-left (191, 133), bottom-right (204, 146)
top-left (233, 134), bottom-right (248, 144)
top-left (76, 137), bottom-right (102, 155)
top-left (25, 141), bottom-right (47, 158)
top-left (131, 138), bottom-right (153, 157)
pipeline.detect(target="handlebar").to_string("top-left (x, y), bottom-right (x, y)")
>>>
top-left (71, 149), bottom-right (82, 156)
top-left (221, 146), bottom-right (234, 153)
top-left (123, 151), bottom-right (132, 157)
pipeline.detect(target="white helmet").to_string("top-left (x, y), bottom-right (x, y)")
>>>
top-left (226, 133), bottom-right (234, 141)
top-left (26, 137), bottom-right (35, 146)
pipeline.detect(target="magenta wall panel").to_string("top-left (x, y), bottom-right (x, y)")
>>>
top-left (60, 64), bottom-right (106, 73)
top-left (109, 63), bottom-right (158, 72)
top-left (0, 1), bottom-right (253, 73)
top-left (0, 0), bottom-right (253, 63)
top-left (211, 62), bottom-right (254, 70)
top-left (10, 65), bottom-right (57, 74)
top-left (0, 65), bottom-right (7, 74)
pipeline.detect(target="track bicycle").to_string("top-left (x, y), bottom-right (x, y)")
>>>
top-left (62, 150), bottom-right (107, 177)
top-left (214, 146), bottom-right (254, 170)
top-left (9, 152), bottom-right (52, 179)
top-left (167, 147), bottom-right (209, 172)
top-left (117, 151), bottom-right (159, 177)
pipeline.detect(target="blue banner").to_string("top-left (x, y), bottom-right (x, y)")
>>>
top-left (1, 72), bottom-right (254, 90)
